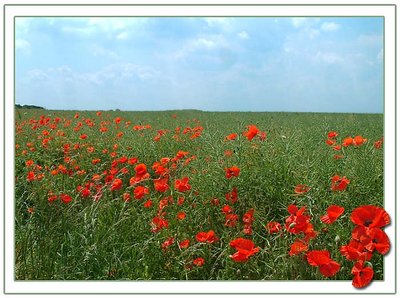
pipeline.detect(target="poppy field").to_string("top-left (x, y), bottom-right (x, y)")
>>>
top-left (14, 109), bottom-right (389, 288)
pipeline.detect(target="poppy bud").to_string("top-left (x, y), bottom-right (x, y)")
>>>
top-left (289, 222), bottom-right (296, 229)
top-left (334, 235), bottom-right (340, 243)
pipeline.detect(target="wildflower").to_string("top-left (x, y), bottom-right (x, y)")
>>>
top-left (229, 238), bottom-right (260, 262)
top-left (351, 260), bottom-right (374, 288)
top-left (60, 193), bottom-right (72, 204)
top-left (352, 226), bottom-right (390, 255)
top-left (177, 211), bottom-right (186, 220)
top-left (289, 239), bottom-right (308, 256)
top-left (151, 216), bottom-right (168, 233)
top-left (307, 250), bottom-right (341, 277)
top-left (225, 133), bottom-right (237, 141)
top-left (154, 177), bottom-right (169, 193)
top-left (196, 230), bottom-right (218, 243)
top-left (243, 125), bottom-right (259, 141)
top-left (222, 205), bottom-right (232, 214)
top-left (327, 131), bottom-right (338, 139)
top-left (179, 239), bottom-right (190, 249)
top-left (320, 205), bottom-right (344, 224)
top-left (110, 178), bottom-right (123, 191)
top-left (225, 166), bottom-right (240, 179)
top-left (353, 135), bottom-right (367, 146)
top-left (161, 237), bottom-right (175, 250)
top-left (340, 240), bottom-right (373, 261)
top-left (224, 213), bottom-right (239, 227)
top-left (140, 200), bottom-right (151, 209)
top-left (285, 204), bottom-right (311, 234)
top-left (134, 186), bottom-right (149, 200)
top-left (350, 205), bottom-right (390, 229)
top-left (294, 184), bottom-right (310, 194)
top-left (331, 175), bottom-right (350, 191)
top-left (342, 137), bottom-right (353, 147)
top-left (266, 221), bottom-right (281, 234)
top-left (174, 177), bottom-right (191, 192)
top-left (193, 257), bottom-right (205, 267)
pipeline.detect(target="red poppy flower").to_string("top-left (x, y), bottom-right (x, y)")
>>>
top-left (243, 125), bottom-right (259, 141)
top-left (27, 171), bottom-right (35, 182)
top-left (161, 237), bottom-right (174, 250)
top-left (352, 226), bottom-right (390, 255)
top-left (351, 261), bottom-right (374, 288)
top-left (350, 205), bottom-right (390, 229)
top-left (48, 193), bottom-right (58, 202)
top-left (266, 221), bottom-right (281, 234)
top-left (294, 184), bottom-right (310, 194)
top-left (224, 213), bottom-right (239, 227)
top-left (342, 137), bottom-right (354, 147)
top-left (196, 230), bottom-right (218, 243)
top-left (154, 177), bottom-right (169, 193)
top-left (222, 204), bottom-right (232, 214)
top-left (327, 131), bottom-right (338, 139)
top-left (325, 139), bottom-right (335, 146)
top-left (340, 239), bottom-right (373, 261)
top-left (177, 211), bottom-right (186, 220)
top-left (226, 187), bottom-right (238, 204)
top-left (60, 193), bottom-right (72, 204)
top-left (144, 199), bottom-right (153, 208)
top-left (331, 175), bottom-right (350, 191)
top-left (229, 238), bottom-right (260, 262)
top-left (285, 205), bottom-right (310, 234)
top-left (353, 135), bottom-right (367, 146)
top-left (225, 133), bottom-right (237, 141)
top-left (307, 250), bottom-right (340, 277)
top-left (135, 163), bottom-right (147, 177)
top-left (289, 239), bottom-right (308, 256)
top-left (242, 208), bottom-right (255, 224)
top-left (174, 177), bottom-right (191, 192)
top-left (193, 257), bottom-right (205, 267)
top-left (133, 186), bottom-right (149, 200)
top-left (179, 239), bottom-right (190, 249)
top-left (110, 178), bottom-right (123, 191)
top-left (225, 166), bottom-right (240, 179)
top-left (151, 216), bottom-right (168, 233)
top-left (320, 205), bottom-right (344, 224)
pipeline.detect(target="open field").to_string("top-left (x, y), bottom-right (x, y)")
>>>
top-left (14, 109), bottom-right (388, 286)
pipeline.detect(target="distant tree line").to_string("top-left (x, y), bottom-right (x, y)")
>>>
top-left (15, 104), bottom-right (45, 110)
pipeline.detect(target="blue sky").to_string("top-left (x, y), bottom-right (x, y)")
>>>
top-left (15, 17), bottom-right (383, 112)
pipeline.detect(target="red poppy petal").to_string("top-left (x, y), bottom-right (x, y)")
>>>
top-left (319, 261), bottom-right (341, 277)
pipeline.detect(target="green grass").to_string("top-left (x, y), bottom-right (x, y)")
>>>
top-left (14, 109), bottom-right (385, 281)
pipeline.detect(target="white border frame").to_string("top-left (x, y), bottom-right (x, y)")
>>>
top-left (3, 3), bottom-right (396, 295)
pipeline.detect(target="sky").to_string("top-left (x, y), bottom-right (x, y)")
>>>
top-left (15, 17), bottom-right (383, 113)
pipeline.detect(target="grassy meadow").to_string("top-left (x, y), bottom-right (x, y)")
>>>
top-left (14, 109), bottom-right (387, 284)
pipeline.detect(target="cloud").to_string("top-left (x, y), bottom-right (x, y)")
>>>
top-left (315, 51), bottom-right (343, 64)
top-left (15, 39), bottom-right (31, 53)
top-left (91, 45), bottom-right (119, 60)
top-left (173, 35), bottom-right (229, 61)
top-left (321, 22), bottom-right (340, 31)
top-left (237, 31), bottom-right (249, 39)
top-left (291, 17), bottom-right (307, 28)
top-left (116, 32), bottom-right (129, 40)
top-left (204, 17), bottom-right (231, 30)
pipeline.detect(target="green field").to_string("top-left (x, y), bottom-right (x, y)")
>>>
top-left (14, 109), bottom-right (386, 284)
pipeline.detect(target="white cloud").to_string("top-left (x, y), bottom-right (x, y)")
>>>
top-left (291, 17), bottom-right (307, 28)
top-left (204, 17), bottom-right (231, 30)
top-left (238, 31), bottom-right (249, 39)
top-left (173, 35), bottom-right (229, 60)
top-left (91, 45), bottom-right (119, 60)
top-left (116, 32), bottom-right (129, 40)
top-left (61, 26), bottom-right (95, 36)
top-left (315, 52), bottom-right (343, 64)
top-left (321, 22), bottom-right (340, 31)
top-left (15, 39), bottom-right (31, 53)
